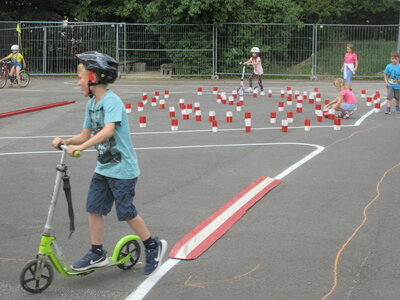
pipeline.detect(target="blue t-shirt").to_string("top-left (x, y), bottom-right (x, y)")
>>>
top-left (83, 90), bottom-right (140, 179)
top-left (384, 63), bottom-right (400, 89)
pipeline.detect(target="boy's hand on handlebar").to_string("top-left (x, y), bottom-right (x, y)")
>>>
top-left (51, 137), bottom-right (65, 149)
top-left (67, 145), bottom-right (81, 157)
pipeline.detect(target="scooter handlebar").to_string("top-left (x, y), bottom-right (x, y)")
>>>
top-left (57, 143), bottom-right (81, 158)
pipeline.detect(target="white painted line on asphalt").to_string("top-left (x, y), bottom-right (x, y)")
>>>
top-left (122, 142), bottom-right (325, 300)
top-left (0, 106), bottom-right (380, 140)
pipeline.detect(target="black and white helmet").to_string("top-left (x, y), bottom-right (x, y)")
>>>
top-left (250, 47), bottom-right (260, 53)
top-left (76, 51), bottom-right (118, 84)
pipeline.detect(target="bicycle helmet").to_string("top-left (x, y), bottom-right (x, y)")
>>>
top-left (250, 47), bottom-right (260, 53)
top-left (76, 51), bottom-right (118, 85)
top-left (11, 44), bottom-right (19, 51)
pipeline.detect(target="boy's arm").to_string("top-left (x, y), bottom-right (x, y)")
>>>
top-left (66, 123), bottom-right (116, 157)
top-left (384, 73), bottom-right (389, 87)
top-left (22, 57), bottom-right (26, 68)
top-left (51, 128), bottom-right (91, 149)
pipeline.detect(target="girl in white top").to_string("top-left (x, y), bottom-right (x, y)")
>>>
top-left (241, 47), bottom-right (264, 95)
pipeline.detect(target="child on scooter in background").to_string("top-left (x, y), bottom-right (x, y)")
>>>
top-left (240, 47), bottom-right (264, 95)
top-left (51, 51), bottom-right (167, 275)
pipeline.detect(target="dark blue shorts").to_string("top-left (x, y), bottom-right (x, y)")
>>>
top-left (86, 173), bottom-right (138, 221)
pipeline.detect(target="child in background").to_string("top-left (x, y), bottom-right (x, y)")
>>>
top-left (383, 51), bottom-right (400, 114)
top-left (0, 44), bottom-right (26, 88)
top-left (341, 43), bottom-right (358, 90)
top-left (240, 47), bottom-right (264, 95)
top-left (51, 51), bottom-right (167, 275)
top-left (325, 78), bottom-right (358, 119)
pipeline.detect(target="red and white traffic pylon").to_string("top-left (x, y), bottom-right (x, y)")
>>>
top-left (268, 89), bottom-right (272, 98)
top-left (226, 111), bottom-right (233, 123)
top-left (304, 119), bottom-right (311, 131)
top-left (239, 96), bottom-right (244, 106)
top-left (315, 104), bottom-right (322, 114)
top-left (212, 120), bottom-right (218, 132)
top-left (164, 90), bottom-right (169, 99)
top-left (287, 111), bottom-right (294, 123)
top-left (316, 110), bottom-right (323, 122)
top-left (182, 108), bottom-right (190, 120)
top-left (252, 90), bottom-right (258, 98)
top-left (294, 90), bottom-right (300, 98)
top-left (142, 94), bottom-right (148, 105)
top-left (187, 103), bottom-right (193, 114)
top-left (366, 97), bottom-right (372, 106)
top-left (287, 87), bottom-right (292, 95)
top-left (296, 102), bottom-right (303, 113)
top-left (139, 116), bottom-right (147, 128)
top-left (209, 111), bottom-right (216, 122)
top-left (125, 103), bottom-right (132, 114)
top-left (281, 120), bottom-right (288, 132)
top-left (154, 91), bottom-right (160, 100)
top-left (314, 87), bottom-right (319, 92)
top-left (228, 96), bottom-right (235, 105)
top-left (280, 89), bottom-right (285, 98)
top-left (194, 102), bottom-right (200, 111)
top-left (376, 91), bottom-right (381, 99)
top-left (195, 110), bottom-right (202, 121)
top-left (270, 112), bottom-right (277, 124)
top-left (373, 95), bottom-right (380, 103)
top-left (334, 118), bottom-right (341, 130)
top-left (171, 119), bottom-right (178, 131)
top-left (169, 106), bottom-right (176, 117)
top-left (197, 87), bottom-right (203, 95)
top-left (221, 93), bottom-right (227, 104)
top-left (151, 97), bottom-right (157, 107)
top-left (303, 91), bottom-right (308, 100)
top-left (309, 92), bottom-right (315, 104)
top-left (179, 98), bottom-right (185, 109)
top-left (159, 99), bottom-right (165, 109)
top-left (245, 112), bottom-right (251, 132)
top-left (287, 95), bottom-right (293, 106)
top-left (213, 87), bottom-right (218, 94)
top-left (232, 90), bottom-right (238, 99)
top-left (137, 101), bottom-right (144, 112)
top-left (236, 102), bottom-right (242, 112)
top-left (217, 94), bottom-right (222, 104)
top-left (374, 102), bottom-right (381, 112)
top-left (361, 90), bottom-right (366, 98)
top-left (278, 101), bottom-right (285, 112)
top-left (328, 108), bottom-right (335, 119)
top-left (316, 93), bottom-right (321, 103)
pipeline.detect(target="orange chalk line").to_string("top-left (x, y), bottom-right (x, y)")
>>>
top-left (0, 257), bottom-right (30, 262)
top-left (321, 162), bottom-right (400, 300)
top-left (325, 125), bottom-right (381, 149)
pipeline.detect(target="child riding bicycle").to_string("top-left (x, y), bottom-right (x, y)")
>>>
top-left (0, 44), bottom-right (26, 88)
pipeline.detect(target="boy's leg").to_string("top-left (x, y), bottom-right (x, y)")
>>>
top-left (15, 66), bottom-right (21, 87)
top-left (386, 86), bottom-right (394, 114)
top-left (71, 173), bottom-right (112, 271)
top-left (258, 75), bottom-right (264, 91)
top-left (8, 67), bottom-right (15, 87)
top-left (394, 89), bottom-right (400, 113)
top-left (112, 177), bottom-right (167, 275)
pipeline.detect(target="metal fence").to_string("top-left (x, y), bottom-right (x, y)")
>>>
top-left (0, 21), bottom-right (398, 78)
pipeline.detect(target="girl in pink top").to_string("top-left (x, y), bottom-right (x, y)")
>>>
top-left (341, 43), bottom-right (358, 90)
top-left (325, 78), bottom-right (358, 119)
top-left (240, 47), bottom-right (264, 95)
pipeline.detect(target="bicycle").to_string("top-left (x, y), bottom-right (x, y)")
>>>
top-left (0, 60), bottom-right (30, 89)
top-left (19, 144), bottom-right (141, 294)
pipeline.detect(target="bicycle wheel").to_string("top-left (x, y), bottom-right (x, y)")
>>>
top-left (20, 259), bottom-right (54, 294)
top-left (19, 70), bottom-right (30, 88)
top-left (0, 72), bottom-right (7, 89)
top-left (117, 240), bottom-right (141, 270)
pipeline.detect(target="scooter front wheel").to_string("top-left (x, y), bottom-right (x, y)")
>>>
top-left (20, 259), bottom-right (54, 293)
top-left (117, 240), bottom-right (141, 270)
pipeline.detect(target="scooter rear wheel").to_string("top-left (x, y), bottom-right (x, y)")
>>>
top-left (20, 259), bottom-right (54, 293)
top-left (117, 240), bottom-right (141, 270)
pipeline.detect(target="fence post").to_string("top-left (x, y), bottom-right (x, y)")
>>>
top-left (116, 24), bottom-right (119, 62)
top-left (312, 24), bottom-right (318, 80)
top-left (124, 23), bottom-right (127, 75)
top-left (212, 24), bottom-right (219, 80)
top-left (397, 15), bottom-right (400, 52)
top-left (43, 26), bottom-right (47, 74)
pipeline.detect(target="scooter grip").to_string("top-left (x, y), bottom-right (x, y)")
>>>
top-left (73, 150), bottom-right (81, 158)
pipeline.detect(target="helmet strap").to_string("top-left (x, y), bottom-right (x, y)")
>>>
top-left (87, 71), bottom-right (100, 98)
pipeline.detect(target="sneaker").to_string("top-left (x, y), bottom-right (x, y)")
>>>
top-left (396, 107), bottom-right (400, 113)
top-left (385, 109), bottom-right (391, 115)
top-left (71, 249), bottom-right (109, 271)
top-left (260, 91), bottom-right (265, 96)
top-left (245, 87), bottom-right (253, 93)
top-left (336, 112), bottom-right (345, 118)
top-left (253, 87), bottom-right (259, 94)
top-left (343, 111), bottom-right (352, 119)
top-left (144, 238), bottom-right (167, 276)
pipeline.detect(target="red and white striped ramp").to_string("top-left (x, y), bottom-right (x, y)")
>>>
top-left (169, 176), bottom-right (281, 260)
